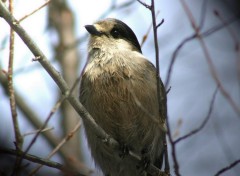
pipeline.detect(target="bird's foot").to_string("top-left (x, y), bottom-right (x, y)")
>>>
top-left (136, 148), bottom-right (151, 172)
top-left (119, 143), bottom-right (129, 159)
top-left (136, 155), bottom-right (150, 173)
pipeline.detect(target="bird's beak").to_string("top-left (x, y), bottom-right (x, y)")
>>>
top-left (85, 25), bottom-right (102, 36)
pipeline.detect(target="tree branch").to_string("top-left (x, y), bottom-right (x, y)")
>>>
top-left (0, 71), bottom-right (76, 163)
top-left (165, 11), bottom-right (240, 89)
top-left (214, 159), bottom-right (240, 176)
top-left (29, 120), bottom-right (92, 176)
top-left (48, 0), bottom-right (82, 162)
top-left (180, 0), bottom-right (240, 117)
top-left (174, 87), bottom-right (218, 144)
top-left (137, 0), bottom-right (170, 175)
top-left (18, 0), bottom-right (51, 22)
top-left (0, 147), bottom-right (85, 176)
top-left (7, 0), bottom-right (23, 152)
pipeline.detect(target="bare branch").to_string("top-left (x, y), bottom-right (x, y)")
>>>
top-left (22, 127), bottom-right (54, 137)
top-left (138, 0), bottom-right (170, 175)
top-left (156, 19), bottom-right (164, 29)
top-left (165, 11), bottom-right (240, 89)
top-left (18, 0), bottom-right (51, 22)
top-left (213, 9), bottom-right (240, 88)
top-left (0, 70), bottom-right (75, 162)
top-left (165, 33), bottom-right (196, 88)
top-left (174, 87), bottom-right (218, 144)
top-left (137, 0), bottom-right (151, 9)
top-left (20, 96), bottom-right (66, 166)
top-left (140, 10), bottom-right (160, 47)
top-left (7, 1), bottom-right (24, 175)
top-left (214, 159), bottom-right (240, 176)
top-left (180, 0), bottom-right (240, 116)
top-left (198, 0), bottom-right (209, 30)
top-left (0, 147), bottom-right (85, 176)
top-left (29, 120), bottom-right (92, 176)
top-left (7, 0), bottom-right (23, 151)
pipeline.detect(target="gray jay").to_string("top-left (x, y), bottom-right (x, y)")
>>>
top-left (79, 18), bottom-right (167, 176)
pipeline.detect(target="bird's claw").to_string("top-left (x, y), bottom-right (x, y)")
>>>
top-left (119, 143), bottom-right (129, 159)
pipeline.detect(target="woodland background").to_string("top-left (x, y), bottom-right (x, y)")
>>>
top-left (0, 0), bottom-right (240, 176)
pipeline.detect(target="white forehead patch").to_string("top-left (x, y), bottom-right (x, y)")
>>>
top-left (94, 21), bottom-right (115, 33)
top-left (93, 24), bottom-right (104, 32)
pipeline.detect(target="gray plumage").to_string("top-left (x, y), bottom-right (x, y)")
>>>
top-left (79, 18), bottom-right (167, 176)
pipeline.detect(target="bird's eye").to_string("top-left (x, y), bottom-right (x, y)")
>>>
top-left (111, 28), bottom-right (120, 38)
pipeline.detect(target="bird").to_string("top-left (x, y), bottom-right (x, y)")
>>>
top-left (79, 18), bottom-right (167, 176)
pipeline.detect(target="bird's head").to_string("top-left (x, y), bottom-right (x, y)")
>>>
top-left (85, 18), bottom-right (142, 53)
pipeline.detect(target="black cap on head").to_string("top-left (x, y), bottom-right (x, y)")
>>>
top-left (108, 18), bottom-right (142, 53)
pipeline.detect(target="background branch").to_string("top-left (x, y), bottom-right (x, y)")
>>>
top-left (0, 147), bottom-right (85, 176)
top-left (174, 87), bottom-right (218, 144)
top-left (137, 0), bottom-right (170, 175)
top-left (180, 0), bottom-right (240, 116)
top-left (47, 0), bottom-right (82, 165)
top-left (214, 159), bottom-right (240, 176)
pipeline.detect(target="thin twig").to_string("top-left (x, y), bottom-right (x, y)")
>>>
top-left (180, 0), bottom-right (240, 117)
top-left (22, 127), bottom-right (54, 137)
top-left (0, 70), bottom-right (73, 162)
top-left (156, 19), bottom-right (164, 29)
top-left (0, 3), bottom-right (166, 176)
top-left (174, 87), bottom-right (218, 144)
top-left (137, 0), bottom-right (151, 9)
top-left (19, 0), bottom-right (51, 22)
top-left (165, 33), bottom-right (196, 89)
top-left (19, 96), bottom-right (67, 167)
top-left (198, 0), bottom-right (209, 30)
top-left (7, 1), bottom-right (23, 175)
top-left (140, 10), bottom-right (160, 47)
top-left (34, 75), bottom-right (88, 174)
top-left (165, 110), bottom-right (180, 176)
top-left (137, 0), bottom-right (170, 175)
top-left (165, 11), bottom-right (240, 89)
top-left (213, 118), bottom-right (239, 176)
top-left (29, 76), bottom-right (87, 175)
top-left (29, 120), bottom-right (83, 176)
top-left (214, 159), bottom-right (240, 176)
top-left (149, 1), bottom-right (170, 173)
top-left (8, 0), bottom-right (23, 151)
top-left (213, 9), bottom-right (240, 91)
top-left (100, 0), bottom-right (135, 19)
top-left (165, 0), bottom-right (208, 88)
top-left (0, 147), bottom-right (85, 176)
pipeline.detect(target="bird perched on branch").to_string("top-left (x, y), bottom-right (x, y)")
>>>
top-left (79, 18), bottom-right (167, 176)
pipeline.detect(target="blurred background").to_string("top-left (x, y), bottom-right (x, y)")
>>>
top-left (0, 0), bottom-right (240, 175)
